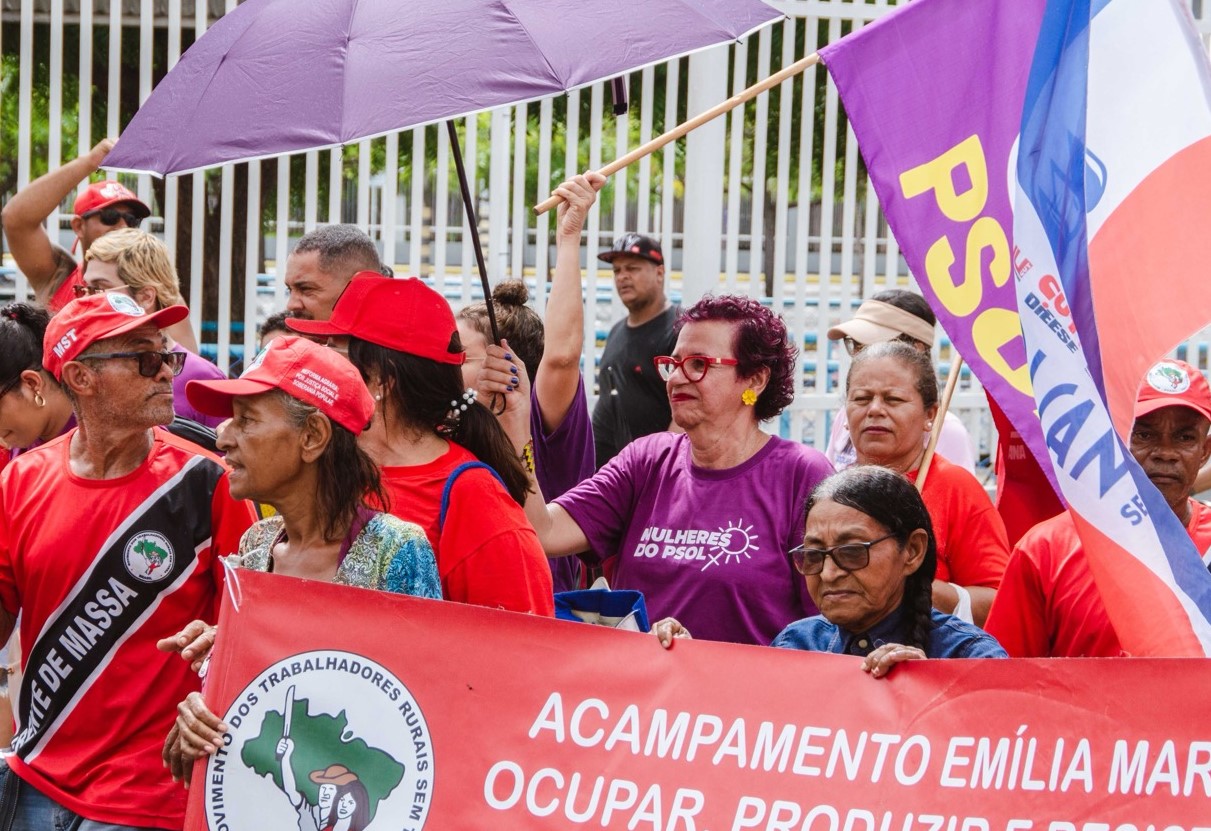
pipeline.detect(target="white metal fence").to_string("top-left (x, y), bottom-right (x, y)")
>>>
top-left (4, 0), bottom-right (1211, 473)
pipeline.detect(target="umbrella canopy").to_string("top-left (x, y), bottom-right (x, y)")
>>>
top-left (105, 0), bottom-right (781, 175)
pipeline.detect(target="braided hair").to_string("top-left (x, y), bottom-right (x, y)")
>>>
top-left (805, 466), bottom-right (938, 650)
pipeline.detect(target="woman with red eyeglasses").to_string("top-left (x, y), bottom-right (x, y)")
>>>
top-left (483, 294), bottom-right (834, 646)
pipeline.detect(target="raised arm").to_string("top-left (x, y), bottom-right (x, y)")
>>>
top-left (477, 342), bottom-right (591, 557)
top-left (533, 172), bottom-right (605, 432)
top-left (2, 139), bottom-right (114, 300)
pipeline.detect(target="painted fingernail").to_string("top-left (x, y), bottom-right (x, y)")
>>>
top-left (510, 366), bottom-right (518, 375)
top-left (504, 353), bottom-right (514, 361)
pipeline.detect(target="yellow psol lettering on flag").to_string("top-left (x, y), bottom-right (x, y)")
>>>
top-left (898, 134), bottom-right (1032, 397)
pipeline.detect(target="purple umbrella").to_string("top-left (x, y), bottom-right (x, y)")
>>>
top-left (105, 0), bottom-right (781, 337)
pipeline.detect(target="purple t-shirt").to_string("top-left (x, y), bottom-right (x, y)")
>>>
top-left (555, 432), bottom-right (832, 645)
top-left (531, 375), bottom-right (596, 593)
top-left (172, 345), bottom-right (227, 428)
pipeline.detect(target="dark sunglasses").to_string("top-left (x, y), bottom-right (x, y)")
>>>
top-left (789, 533), bottom-right (897, 576)
top-left (83, 206), bottom-right (144, 228)
top-left (78, 350), bottom-right (185, 378)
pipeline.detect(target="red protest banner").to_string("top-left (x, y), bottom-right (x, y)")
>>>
top-left (190, 570), bottom-right (1211, 830)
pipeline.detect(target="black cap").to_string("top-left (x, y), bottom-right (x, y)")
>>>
top-left (598, 233), bottom-right (664, 266)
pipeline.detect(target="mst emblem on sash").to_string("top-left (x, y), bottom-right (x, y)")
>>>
top-left (122, 531), bottom-right (175, 583)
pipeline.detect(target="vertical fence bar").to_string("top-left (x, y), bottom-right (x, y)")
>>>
top-left (328, 147), bottom-right (343, 224)
top-left (78, 0), bottom-right (93, 157)
top-left (637, 67), bottom-right (655, 235)
top-left (189, 0), bottom-right (208, 341)
top-left (749, 27), bottom-right (772, 297)
top-left (488, 108), bottom-right (512, 280)
top-left (612, 77), bottom-right (629, 240)
top-left (660, 59), bottom-right (679, 296)
top-left (772, 18), bottom-right (795, 316)
top-left (244, 162), bottom-right (262, 362)
top-left (216, 165), bottom-right (235, 372)
top-left (304, 151), bottom-right (319, 231)
top-left (724, 40), bottom-right (747, 294)
top-left (357, 139), bottom-right (372, 230)
top-left (409, 127), bottom-right (426, 277)
top-left (137, 0), bottom-right (154, 209)
top-left (511, 103), bottom-right (528, 281)
top-left (275, 156), bottom-right (290, 308)
top-left (164, 0), bottom-right (182, 267)
top-left (48, 0), bottom-right (63, 245)
top-left (15, 0), bottom-right (33, 300)
top-left (382, 133), bottom-right (400, 270)
top-left (432, 127), bottom-right (448, 286)
top-left (534, 97), bottom-right (553, 315)
top-left (107, 0), bottom-right (122, 140)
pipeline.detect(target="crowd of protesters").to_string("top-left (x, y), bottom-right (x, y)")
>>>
top-left (0, 146), bottom-right (1208, 830)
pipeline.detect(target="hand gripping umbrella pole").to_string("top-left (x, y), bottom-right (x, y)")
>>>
top-left (533, 52), bottom-right (822, 216)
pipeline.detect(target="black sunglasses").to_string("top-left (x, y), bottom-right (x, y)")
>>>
top-left (789, 533), bottom-right (897, 576)
top-left (83, 206), bottom-right (144, 228)
top-left (78, 350), bottom-right (185, 378)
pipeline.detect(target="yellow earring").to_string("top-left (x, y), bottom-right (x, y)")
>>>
top-left (741, 389), bottom-right (758, 406)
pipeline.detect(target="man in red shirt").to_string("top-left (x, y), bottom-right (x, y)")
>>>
top-left (0, 293), bottom-right (255, 829)
top-left (1, 140), bottom-right (150, 312)
top-left (985, 359), bottom-right (1211, 657)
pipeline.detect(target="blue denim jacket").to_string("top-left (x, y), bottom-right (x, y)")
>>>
top-left (770, 604), bottom-right (1007, 658)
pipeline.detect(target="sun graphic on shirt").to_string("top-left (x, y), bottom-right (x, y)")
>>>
top-left (702, 520), bottom-right (759, 570)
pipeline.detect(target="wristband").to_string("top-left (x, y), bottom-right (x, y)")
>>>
top-left (520, 439), bottom-right (536, 474)
top-left (950, 582), bottom-right (973, 624)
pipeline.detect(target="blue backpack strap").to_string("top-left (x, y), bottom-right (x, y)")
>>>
top-left (439, 461), bottom-right (506, 529)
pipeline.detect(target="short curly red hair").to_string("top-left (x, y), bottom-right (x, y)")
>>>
top-left (676, 294), bottom-right (797, 421)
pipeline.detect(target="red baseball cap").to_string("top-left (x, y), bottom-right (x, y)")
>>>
top-left (73, 180), bottom-right (151, 219)
top-left (43, 292), bottom-right (188, 381)
top-left (187, 336), bottom-right (375, 435)
top-left (287, 272), bottom-right (465, 365)
top-left (1135, 359), bottom-right (1211, 423)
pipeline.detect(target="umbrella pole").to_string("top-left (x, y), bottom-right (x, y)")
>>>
top-left (533, 52), bottom-right (822, 215)
top-left (447, 120), bottom-right (500, 344)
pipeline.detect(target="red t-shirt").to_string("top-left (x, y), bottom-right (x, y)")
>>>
top-left (47, 263), bottom-right (84, 313)
top-left (906, 454), bottom-right (1010, 587)
top-left (379, 442), bottom-right (553, 616)
top-left (988, 395), bottom-right (1065, 545)
top-left (985, 500), bottom-right (1211, 657)
top-left (0, 429), bottom-right (256, 828)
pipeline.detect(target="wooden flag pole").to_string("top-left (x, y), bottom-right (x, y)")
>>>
top-left (916, 355), bottom-right (964, 493)
top-left (533, 52), bottom-right (822, 215)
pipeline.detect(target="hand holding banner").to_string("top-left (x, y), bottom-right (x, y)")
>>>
top-left (189, 570), bottom-right (1211, 829)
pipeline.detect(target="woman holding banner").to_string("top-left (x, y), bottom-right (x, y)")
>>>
top-left (656, 466), bottom-right (1006, 674)
top-left (843, 341), bottom-right (1009, 625)
top-left (481, 294), bottom-right (834, 646)
top-left (160, 336), bottom-right (442, 779)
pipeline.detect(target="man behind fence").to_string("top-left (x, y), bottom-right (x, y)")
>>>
top-left (0, 293), bottom-right (255, 830)
top-left (283, 224), bottom-right (390, 321)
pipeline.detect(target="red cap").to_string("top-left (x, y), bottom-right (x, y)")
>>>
top-left (186, 336), bottom-right (375, 435)
top-left (287, 272), bottom-right (465, 365)
top-left (73, 180), bottom-right (151, 219)
top-left (1135, 359), bottom-right (1211, 423)
top-left (43, 293), bottom-right (188, 381)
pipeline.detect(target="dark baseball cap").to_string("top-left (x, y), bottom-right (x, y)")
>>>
top-left (598, 233), bottom-right (664, 266)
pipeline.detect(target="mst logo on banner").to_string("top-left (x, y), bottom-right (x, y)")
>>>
top-left (190, 570), bottom-right (1211, 830)
top-left (204, 650), bottom-right (432, 831)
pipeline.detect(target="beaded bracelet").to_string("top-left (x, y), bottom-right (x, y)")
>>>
top-left (520, 439), bottom-right (536, 474)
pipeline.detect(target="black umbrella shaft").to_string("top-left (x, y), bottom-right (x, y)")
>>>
top-left (447, 120), bottom-right (500, 344)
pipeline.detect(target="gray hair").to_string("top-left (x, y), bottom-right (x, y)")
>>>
top-left (292, 225), bottom-right (387, 279)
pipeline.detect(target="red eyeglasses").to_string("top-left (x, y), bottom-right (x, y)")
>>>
top-left (653, 355), bottom-right (739, 383)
